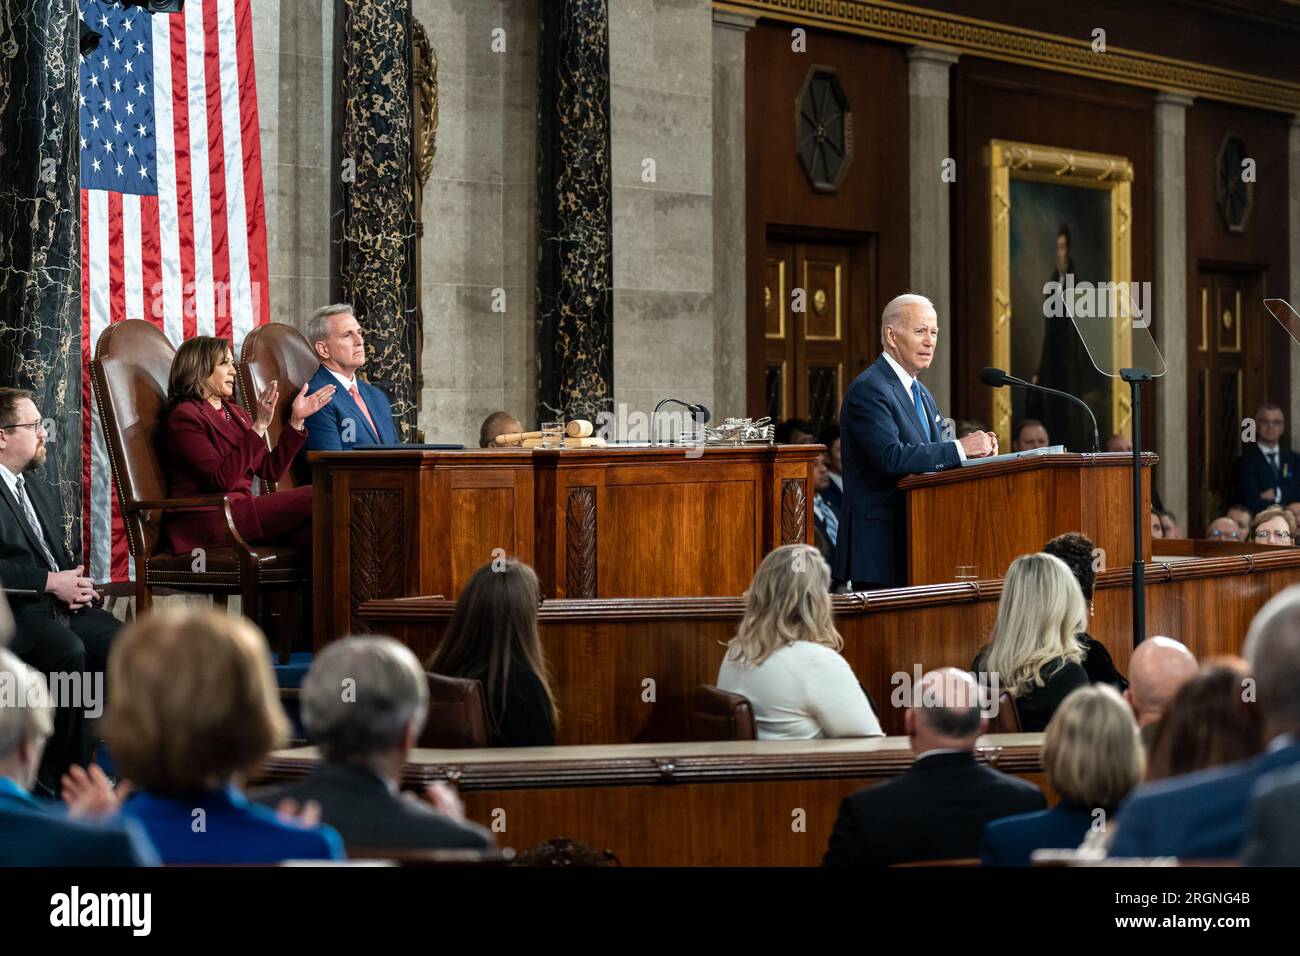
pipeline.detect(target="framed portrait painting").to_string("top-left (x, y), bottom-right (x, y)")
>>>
top-left (987, 140), bottom-right (1136, 452)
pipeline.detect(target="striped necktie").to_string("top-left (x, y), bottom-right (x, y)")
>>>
top-left (911, 382), bottom-right (931, 440)
top-left (15, 476), bottom-right (60, 572)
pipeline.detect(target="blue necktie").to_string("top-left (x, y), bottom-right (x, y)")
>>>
top-left (911, 383), bottom-right (930, 440)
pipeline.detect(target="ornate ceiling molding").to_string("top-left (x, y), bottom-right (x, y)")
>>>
top-left (713, 0), bottom-right (1300, 114)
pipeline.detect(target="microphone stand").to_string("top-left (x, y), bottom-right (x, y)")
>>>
top-left (650, 398), bottom-right (704, 446)
top-left (1121, 367), bottom-right (1152, 649)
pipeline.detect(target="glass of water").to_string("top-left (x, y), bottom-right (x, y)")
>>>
top-left (541, 421), bottom-right (564, 448)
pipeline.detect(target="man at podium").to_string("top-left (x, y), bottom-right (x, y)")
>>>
top-left (833, 294), bottom-right (999, 590)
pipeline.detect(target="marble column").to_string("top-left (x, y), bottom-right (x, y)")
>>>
top-left (334, 0), bottom-right (419, 437)
top-left (536, 0), bottom-right (614, 423)
top-left (0, 0), bottom-right (82, 557)
top-left (906, 46), bottom-right (958, 417)
top-left (1290, 117), bottom-right (1300, 435)
top-left (1153, 92), bottom-right (1194, 529)
top-left (712, 10), bottom-right (754, 421)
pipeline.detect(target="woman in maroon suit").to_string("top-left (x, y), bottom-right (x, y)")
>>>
top-left (163, 336), bottom-right (335, 557)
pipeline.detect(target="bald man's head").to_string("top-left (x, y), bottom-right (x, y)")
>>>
top-left (905, 667), bottom-right (986, 752)
top-left (1125, 636), bottom-right (1198, 728)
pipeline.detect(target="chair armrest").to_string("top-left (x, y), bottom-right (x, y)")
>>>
top-left (125, 495), bottom-right (262, 566)
top-left (2, 588), bottom-right (41, 597)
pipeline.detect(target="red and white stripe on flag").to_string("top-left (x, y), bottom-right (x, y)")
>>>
top-left (79, 0), bottom-right (270, 584)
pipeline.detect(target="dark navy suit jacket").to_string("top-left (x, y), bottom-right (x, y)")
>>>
top-left (1231, 445), bottom-right (1300, 514)
top-left (832, 353), bottom-right (961, 586)
top-left (980, 803), bottom-right (1102, 867)
top-left (302, 365), bottom-right (400, 452)
top-left (1108, 739), bottom-right (1300, 860)
top-left (0, 777), bottom-right (158, 866)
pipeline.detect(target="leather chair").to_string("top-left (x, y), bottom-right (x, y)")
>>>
top-left (418, 673), bottom-right (491, 748)
top-left (236, 322), bottom-right (321, 491)
top-left (989, 690), bottom-right (1022, 734)
top-left (90, 320), bottom-right (306, 661)
top-left (689, 685), bottom-right (757, 741)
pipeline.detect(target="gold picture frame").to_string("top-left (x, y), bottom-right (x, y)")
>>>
top-left (988, 139), bottom-right (1135, 451)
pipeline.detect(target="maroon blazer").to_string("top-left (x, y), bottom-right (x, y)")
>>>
top-left (162, 398), bottom-right (308, 555)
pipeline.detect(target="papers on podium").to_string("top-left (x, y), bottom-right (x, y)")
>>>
top-left (959, 444), bottom-right (1067, 468)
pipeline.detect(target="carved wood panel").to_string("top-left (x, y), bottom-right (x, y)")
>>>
top-left (565, 486), bottom-right (597, 598)
top-left (349, 489), bottom-right (405, 631)
top-left (780, 478), bottom-right (807, 545)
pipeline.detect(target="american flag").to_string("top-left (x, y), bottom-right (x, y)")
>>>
top-left (78, 0), bottom-right (270, 583)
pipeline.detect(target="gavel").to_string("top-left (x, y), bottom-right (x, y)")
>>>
top-left (492, 419), bottom-right (594, 446)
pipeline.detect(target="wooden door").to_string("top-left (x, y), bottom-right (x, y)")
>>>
top-left (762, 239), bottom-right (856, 434)
top-left (1187, 268), bottom-right (1268, 533)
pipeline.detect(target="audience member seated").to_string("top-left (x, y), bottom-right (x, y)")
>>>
top-left (1107, 585), bottom-right (1300, 859)
top-left (254, 636), bottom-right (493, 852)
top-left (301, 303), bottom-right (402, 451)
top-left (1012, 419), bottom-right (1050, 451)
top-left (1227, 504), bottom-right (1253, 538)
top-left (98, 608), bottom-right (344, 864)
top-left (1231, 403), bottom-right (1299, 514)
top-left (818, 422), bottom-right (843, 512)
top-left (718, 544), bottom-right (882, 740)
top-left (0, 646), bottom-right (157, 867)
top-left (1251, 504), bottom-right (1295, 547)
top-left (162, 336), bottom-right (333, 562)
top-left (1149, 511), bottom-right (1164, 540)
top-left (1123, 636), bottom-right (1198, 749)
top-left (811, 454), bottom-right (838, 563)
top-left (1288, 500), bottom-right (1300, 527)
top-left (1157, 509), bottom-right (1184, 539)
top-left (981, 685), bottom-right (1143, 866)
top-left (0, 387), bottom-right (121, 797)
top-left (1041, 532), bottom-right (1128, 690)
top-left (1144, 662), bottom-right (1263, 782)
top-left (823, 668), bottom-right (1044, 866)
top-left (972, 552), bottom-right (1089, 732)
top-left (1243, 763), bottom-right (1300, 866)
top-left (1105, 433), bottom-right (1133, 453)
top-left (426, 559), bottom-right (558, 747)
top-left (774, 418), bottom-right (815, 445)
top-left (1206, 516), bottom-right (1243, 541)
top-left (479, 410), bottom-right (523, 448)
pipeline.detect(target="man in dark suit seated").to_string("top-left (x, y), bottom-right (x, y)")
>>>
top-left (1231, 403), bottom-right (1300, 515)
top-left (822, 667), bottom-right (1045, 866)
top-left (301, 304), bottom-right (401, 451)
top-left (0, 646), bottom-right (156, 866)
top-left (1243, 763), bottom-right (1300, 866)
top-left (818, 422), bottom-right (843, 515)
top-left (833, 294), bottom-right (999, 589)
top-left (0, 388), bottom-right (121, 797)
top-left (1108, 584), bottom-right (1300, 860)
top-left (255, 635), bottom-right (493, 852)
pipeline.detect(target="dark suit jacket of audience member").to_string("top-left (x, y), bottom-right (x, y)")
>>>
top-left (973, 650), bottom-right (1090, 733)
top-left (0, 778), bottom-right (158, 867)
top-left (1243, 763), bottom-right (1300, 866)
top-left (1078, 634), bottom-right (1128, 692)
top-left (822, 751), bottom-right (1046, 867)
top-left (491, 665), bottom-right (557, 747)
top-left (256, 761), bottom-right (493, 852)
top-left (1109, 740), bottom-right (1300, 860)
top-left (1231, 445), bottom-right (1300, 514)
top-left (980, 803), bottom-right (1108, 867)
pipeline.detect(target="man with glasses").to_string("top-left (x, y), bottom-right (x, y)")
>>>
top-left (1232, 403), bottom-right (1300, 515)
top-left (1252, 505), bottom-right (1296, 547)
top-left (0, 388), bottom-right (120, 798)
top-left (1205, 516), bottom-right (1242, 541)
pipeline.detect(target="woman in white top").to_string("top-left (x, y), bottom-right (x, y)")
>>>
top-left (717, 543), bottom-right (883, 740)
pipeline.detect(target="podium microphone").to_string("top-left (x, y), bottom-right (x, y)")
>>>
top-left (651, 398), bottom-right (710, 445)
top-left (979, 367), bottom-right (1100, 453)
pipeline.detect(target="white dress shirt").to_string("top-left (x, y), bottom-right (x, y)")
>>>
top-left (324, 367), bottom-right (357, 391)
top-left (717, 640), bottom-right (884, 740)
top-left (880, 351), bottom-right (965, 461)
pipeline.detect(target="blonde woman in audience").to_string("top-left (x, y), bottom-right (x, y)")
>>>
top-left (973, 552), bottom-right (1089, 732)
top-left (718, 543), bottom-right (882, 740)
top-left (1251, 504), bottom-right (1296, 547)
top-left (980, 684), bottom-right (1143, 866)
